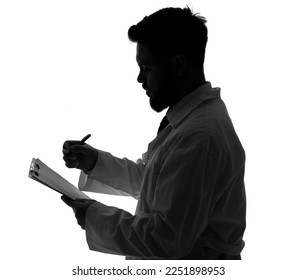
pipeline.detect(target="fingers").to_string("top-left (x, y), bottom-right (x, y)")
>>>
top-left (62, 140), bottom-right (81, 156)
top-left (63, 156), bottom-right (79, 168)
top-left (62, 140), bottom-right (96, 171)
top-left (63, 148), bottom-right (79, 168)
top-left (64, 153), bottom-right (77, 160)
top-left (62, 142), bottom-right (90, 157)
top-left (62, 141), bottom-right (87, 168)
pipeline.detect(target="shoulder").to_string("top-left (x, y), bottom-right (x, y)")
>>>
top-left (164, 98), bottom-right (244, 159)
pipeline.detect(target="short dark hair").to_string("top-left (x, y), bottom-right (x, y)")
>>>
top-left (128, 7), bottom-right (208, 65)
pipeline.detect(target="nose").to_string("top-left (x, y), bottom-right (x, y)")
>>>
top-left (137, 69), bottom-right (145, 84)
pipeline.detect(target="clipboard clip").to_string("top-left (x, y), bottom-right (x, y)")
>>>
top-left (29, 158), bottom-right (40, 177)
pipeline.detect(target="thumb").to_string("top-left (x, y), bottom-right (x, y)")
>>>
top-left (61, 195), bottom-right (75, 206)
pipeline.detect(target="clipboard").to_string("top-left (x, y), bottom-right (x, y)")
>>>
top-left (28, 158), bottom-right (90, 200)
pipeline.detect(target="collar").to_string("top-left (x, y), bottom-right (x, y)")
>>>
top-left (166, 82), bottom-right (221, 128)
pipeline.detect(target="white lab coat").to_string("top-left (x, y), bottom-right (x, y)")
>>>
top-left (78, 82), bottom-right (246, 259)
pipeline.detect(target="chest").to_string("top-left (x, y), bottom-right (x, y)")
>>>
top-left (137, 126), bottom-right (174, 212)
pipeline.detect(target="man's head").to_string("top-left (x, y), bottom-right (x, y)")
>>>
top-left (128, 7), bottom-right (208, 112)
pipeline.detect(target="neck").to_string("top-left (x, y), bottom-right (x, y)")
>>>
top-left (183, 77), bottom-right (206, 95)
top-left (175, 70), bottom-right (206, 102)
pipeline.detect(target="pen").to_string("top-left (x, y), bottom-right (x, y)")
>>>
top-left (79, 134), bottom-right (91, 145)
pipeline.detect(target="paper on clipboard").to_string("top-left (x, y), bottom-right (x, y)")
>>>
top-left (28, 158), bottom-right (90, 200)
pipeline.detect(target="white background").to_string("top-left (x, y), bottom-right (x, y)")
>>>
top-left (1, 0), bottom-right (296, 279)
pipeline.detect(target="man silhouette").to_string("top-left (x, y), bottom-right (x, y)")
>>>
top-left (62, 7), bottom-right (246, 260)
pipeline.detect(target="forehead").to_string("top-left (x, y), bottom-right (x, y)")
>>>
top-left (136, 43), bottom-right (159, 65)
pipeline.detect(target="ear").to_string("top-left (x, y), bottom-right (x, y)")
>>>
top-left (170, 55), bottom-right (187, 77)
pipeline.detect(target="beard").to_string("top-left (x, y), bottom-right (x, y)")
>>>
top-left (149, 94), bottom-right (169, 112)
top-left (148, 75), bottom-right (179, 113)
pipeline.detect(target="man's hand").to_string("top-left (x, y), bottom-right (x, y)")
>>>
top-left (62, 140), bottom-right (98, 173)
top-left (61, 195), bottom-right (96, 229)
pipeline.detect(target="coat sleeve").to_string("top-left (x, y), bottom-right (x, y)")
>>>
top-left (78, 149), bottom-right (145, 199)
top-left (84, 144), bottom-right (218, 259)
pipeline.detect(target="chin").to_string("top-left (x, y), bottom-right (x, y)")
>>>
top-left (149, 98), bottom-right (168, 113)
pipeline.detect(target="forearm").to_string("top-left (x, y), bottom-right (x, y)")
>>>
top-left (79, 149), bottom-right (145, 198)
top-left (84, 202), bottom-right (187, 259)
